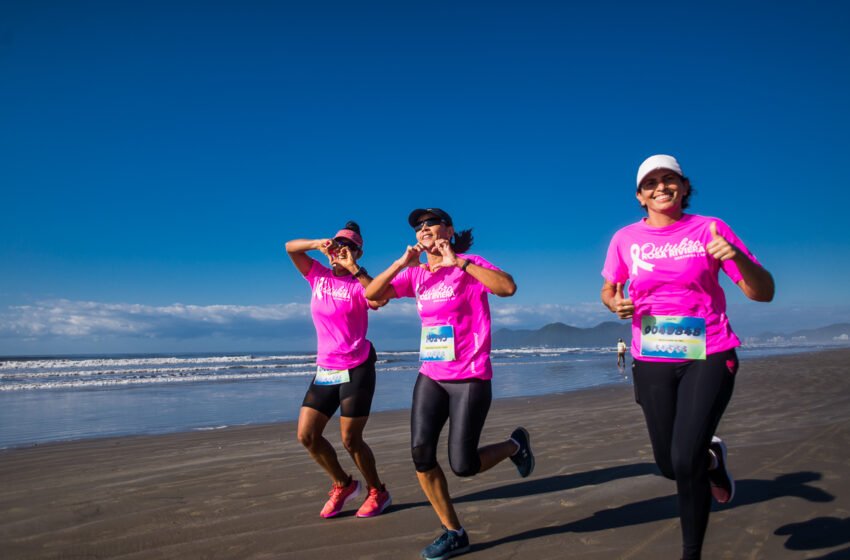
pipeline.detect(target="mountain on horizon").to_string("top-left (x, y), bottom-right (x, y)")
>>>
top-left (493, 321), bottom-right (850, 349)
top-left (493, 321), bottom-right (630, 349)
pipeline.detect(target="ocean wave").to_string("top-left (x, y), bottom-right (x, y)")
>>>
top-left (0, 362), bottom-right (316, 380)
top-left (0, 354), bottom-right (316, 371)
top-left (0, 369), bottom-right (319, 391)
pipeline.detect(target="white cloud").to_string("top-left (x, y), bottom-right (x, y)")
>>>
top-left (4, 298), bottom-right (846, 354)
top-left (0, 298), bottom-right (604, 345)
top-left (0, 299), bottom-right (312, 339)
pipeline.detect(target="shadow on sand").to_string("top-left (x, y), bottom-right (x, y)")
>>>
top-left (387, 462), bottom-right (658, 514)
top-left (470, 470), bottom-right (835, 553)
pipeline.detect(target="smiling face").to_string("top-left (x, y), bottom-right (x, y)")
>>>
top-left (636, 168), bottom-right (690, 217)
top-left (414, 213), bottom-right (454, 249)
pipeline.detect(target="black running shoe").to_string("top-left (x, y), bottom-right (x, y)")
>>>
top-left (420, 526), bottom-right (470, 560)
top-left (708, 436), bottom-right (735, 504)
top-left (509, 426), bottom-right (535, 478)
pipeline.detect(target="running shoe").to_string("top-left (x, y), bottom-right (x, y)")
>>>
top-left (320, 477), bottom-right (360, 518)
top-left (708, 436), bottom-right (735, 504)
top-left (356, 484), bottom-right (392, 518)
top-left (509, 426), bottom-right (535, 478)
top-left (421, 526), bottom-right (470, 560)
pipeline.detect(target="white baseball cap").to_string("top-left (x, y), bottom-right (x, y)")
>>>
top-left (636, 154), bottom-right (683, 187)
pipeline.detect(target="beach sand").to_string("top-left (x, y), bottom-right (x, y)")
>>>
top-left (2, 348), bottom-right (849, 559)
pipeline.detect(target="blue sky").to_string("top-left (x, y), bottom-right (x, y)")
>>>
top-left (2, 1), bottom-right (849, 355)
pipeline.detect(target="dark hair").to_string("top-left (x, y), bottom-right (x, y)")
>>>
top-left (343, 220), bottom-right (361, 234)
top-left (637, 177), bottom-right (695, 211)
top-left (451, 228), bottom-right (474, 254)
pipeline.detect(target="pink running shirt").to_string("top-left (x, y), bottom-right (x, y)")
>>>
top-left (602, 214), bottom-right (760, 362)
top-left (391, 254), bottom-right (497, 381)
top-left (304, 259), bottom-right (373, 370)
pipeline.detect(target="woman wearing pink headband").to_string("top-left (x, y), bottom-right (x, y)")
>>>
top-left (601, 155), bottom-right (775, 559)
top-left (285, 221), bottom-right (391, 519)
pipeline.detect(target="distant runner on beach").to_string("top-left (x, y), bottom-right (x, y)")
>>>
top-left (366, 208), bottom-right (534, 560)
top-left (285, 221), bottom-right (392, 519)
top-left (617, 337), bottom-right (627, 367)
top-left (600, 155), bottom-right (775, 560)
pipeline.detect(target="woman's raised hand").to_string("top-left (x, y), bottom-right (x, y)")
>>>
top-left (429, 239), bottom-right (458, 272)
top-left (394, 244), bottom-right (424, 269)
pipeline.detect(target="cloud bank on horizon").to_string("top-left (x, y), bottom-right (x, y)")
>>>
top-left (1, 298), bottom-right (847, 356)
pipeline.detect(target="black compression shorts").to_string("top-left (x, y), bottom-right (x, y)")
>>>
top-left (301, 344), bottom-right (377, 418)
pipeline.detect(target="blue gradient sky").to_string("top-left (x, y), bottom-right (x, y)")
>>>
top-left (2, 1), bottom-right (849, 355)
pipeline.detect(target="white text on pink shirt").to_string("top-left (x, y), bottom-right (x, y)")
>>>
top-left (314, 277), bottom-right (352, 302)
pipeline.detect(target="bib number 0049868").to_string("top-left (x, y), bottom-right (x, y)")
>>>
top-left (640, 316), bottom-right (706, 360)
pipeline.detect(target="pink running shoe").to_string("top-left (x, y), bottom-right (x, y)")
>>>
top-left (320, 477), bottom-right (360, 518)
top-left (356, 485), bottom-right (392, 518)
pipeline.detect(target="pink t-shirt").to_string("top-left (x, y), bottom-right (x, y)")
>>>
top-left (391, 254), bottom-right (497, 381)
top-left (305, 259), bottom-right (373, 370)
top-left (602, 214), bottom-right (760, 362)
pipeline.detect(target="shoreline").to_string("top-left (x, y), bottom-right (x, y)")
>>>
top-left (1, 345), bottom-right (840, 452)
top-left (2, 348), bottom-right (850, 558)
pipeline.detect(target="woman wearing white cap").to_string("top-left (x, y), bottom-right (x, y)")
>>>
top-left (600, 155), bottom-right (774, 559)
top-left (285, 221), bottom-right (391, 520)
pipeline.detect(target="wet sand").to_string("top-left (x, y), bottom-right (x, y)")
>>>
top-left (2, 348), bottom-right (849, 559)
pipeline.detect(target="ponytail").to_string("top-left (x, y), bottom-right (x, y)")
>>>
top-left (451, 228), bottom-right (474, 254)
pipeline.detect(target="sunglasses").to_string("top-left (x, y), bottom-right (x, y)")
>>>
top-left (334, 238), bottom-right (360, 251)
top-left (413, 218), bottom-right (446, 232)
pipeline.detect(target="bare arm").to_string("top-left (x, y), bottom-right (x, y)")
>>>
top-left (429, 239), bottom-right (516, 297)
top-left (364, 245), bottom-right (423, 301)
top-left (601, 279), bottom-right (634, 319)
top-left (456, 257), bottom-right (516, 297)
top-left (332, 246), bottom-right (389, 308)
top-left (285, 238), bottom-right (333, 276)
top-left (733, 256), bottom-right (775, 302)
top-left (706, 222), bottom-right (775, 302)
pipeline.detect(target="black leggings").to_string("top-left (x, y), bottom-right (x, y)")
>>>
top-left (633, 349), bottom-right (738, 560)
top-left (301, 345), bottom-right (377, 418)
top-left (410, 373), bottom-right (492, 477)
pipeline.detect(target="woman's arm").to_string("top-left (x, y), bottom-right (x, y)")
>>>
top-left (285, 238), bottom-right (333, 276)
top-left (706, 222), bottom-right (775, 302)
top-left (600, 280), bottom-right (634, 319)
top-left (364, 245), bottom-right (423, 301)
top-left (332, 246), bottom-right (389, 308)
top-left (455, 257), bottom-right (516, 297)
top-left (430, 239), bottom-right (516, 297)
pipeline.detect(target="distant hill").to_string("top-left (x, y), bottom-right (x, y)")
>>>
top-left (493, 321), bottom-right (850, 349)
top-left (493, 321), bottom-right (631, 349)
top-left (748, 323), bottom-right (850, 344)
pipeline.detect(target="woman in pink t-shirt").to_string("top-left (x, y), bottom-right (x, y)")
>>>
top-left (366, 208), bottom-right (534, 560)
top-left (285, 221), bottom-right (391, 520)
top-left (601, 155), bottom-right (775, 560)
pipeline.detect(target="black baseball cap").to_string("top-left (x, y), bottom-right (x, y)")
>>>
top-left (408, 208), bottom-right (453, 228)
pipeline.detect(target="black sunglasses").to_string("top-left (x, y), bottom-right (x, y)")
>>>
top-left (334, 238), bottom-right (360, 250)
top-left (413, 218), bottom-right (446, 232)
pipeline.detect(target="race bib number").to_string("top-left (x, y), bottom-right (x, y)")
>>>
top-left (419, 325), bottom-right (456, 362)
top-left (640, 315), bottom-right (706, 360)
top-left (314, 366), bottom-right (350, 385)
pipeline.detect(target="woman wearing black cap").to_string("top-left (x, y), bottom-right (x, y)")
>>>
top-left (365, 208), bottom-right (534, 560)
top-left (285, 221), bottom-right (391, 520)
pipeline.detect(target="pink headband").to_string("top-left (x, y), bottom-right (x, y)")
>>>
top-left (334, 229), bottom-right (363, 249)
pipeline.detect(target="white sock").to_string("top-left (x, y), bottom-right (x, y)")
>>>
top-left (509, 437), bottom-right (522, 455)
top-left (708, 450), bottom-right (719, 470)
